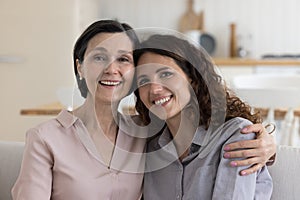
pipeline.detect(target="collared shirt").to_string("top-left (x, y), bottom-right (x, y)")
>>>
top-left (143, 117), bottom-right (273, 200)
top-left (12, 110), bottom-right (146, 200)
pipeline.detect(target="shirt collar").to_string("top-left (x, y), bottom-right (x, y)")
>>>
top-left (192, 126), bottom-right (207, 146)
top-left (157, 127), bottom-right (172, 147)
top-left (158, 125), bottom-right (207, 148)
top-left (56, 109), bottom-right (78, 128)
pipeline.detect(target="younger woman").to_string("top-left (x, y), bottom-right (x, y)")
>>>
top-left (134, 34), bottom-right (273, 199)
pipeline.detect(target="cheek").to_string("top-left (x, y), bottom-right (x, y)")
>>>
top-left (138, 87), bottom-right (150, 107)
top-left (84, 64), bottom-right (102, 79)
top-left (171, 80), bottom-right (191, 106)
top-left (180, 87), bottom-right (191, 105)
top-left (122, 66), bottom-right (135, 81)
top-left (167, 75), bottom-right (186, 90)
top-left (121, 66), bottom-right (135, 91)
top-left (82, 67), bottom-right (102, 95)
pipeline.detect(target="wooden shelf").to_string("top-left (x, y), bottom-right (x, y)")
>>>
top-left (20, 103), bottom-right (300, 118)
top-left (20, 102), bottom-right (63, 116)
top-left (213, 58), bottom-right (300, 66)
top-left (255, 108), bottom-right (300, 119)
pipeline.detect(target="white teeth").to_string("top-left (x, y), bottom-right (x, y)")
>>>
top-left (154, 96), bottom-right (171, 105)
top-left (100, 81), bottom-right (120, 86)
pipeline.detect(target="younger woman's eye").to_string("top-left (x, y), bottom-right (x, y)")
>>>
top-left (160, 71), bottom-right (173, 78)
top-left (138, 78), bottom-right (150, 87)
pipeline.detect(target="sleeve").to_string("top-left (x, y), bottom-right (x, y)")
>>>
top-left (11, 128), bottom-right (53, 200)
top-left (212, 129), bottom-right (257, 200)
top-left (254, 166), bottom-right (273, 199)
top-left (266, 154), bottom-right (276, 166)
top-left (266, 122), bottom-right (276, 166)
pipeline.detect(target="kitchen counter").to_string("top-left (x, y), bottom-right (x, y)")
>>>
top-left (213, 58), bottom-right (300, 66)
top-left (20, 102), bottom-right (63, 115)
top-left (20, 103), bottom-right (300, 118)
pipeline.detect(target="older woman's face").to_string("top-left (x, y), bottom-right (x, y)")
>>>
top-left (77, 32), bottom-right (134, 103)
top-left (136, 52), bottom-right (191, 120)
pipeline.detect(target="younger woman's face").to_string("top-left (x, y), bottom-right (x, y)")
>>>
top-left (77, 32), bottom-right (134, 103)
top-left (136, 52), bottom-right (191, 120)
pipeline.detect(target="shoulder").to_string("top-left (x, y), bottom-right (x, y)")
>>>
top-left (219, 117), bottom-right (255, 143)
top-left (225, 117), bottom-right (253, 129)
top-left (120, 114), bottom-right (144, 126)
top-left (27, 118), bottom-right (60, 137)
top-left (26, 110), bottom-right (76, 141)
top-left (118, 114), bottom-right (150, 138)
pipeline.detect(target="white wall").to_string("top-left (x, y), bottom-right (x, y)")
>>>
top-left (99, 0), bottom-right (300, 58)
top-left (0, 0), bottom-right (100, 141)
top-left (2, 0), bottom-right (300, 141)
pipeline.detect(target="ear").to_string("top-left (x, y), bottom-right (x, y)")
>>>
top-left (76, 59), bottom-right (84, 78)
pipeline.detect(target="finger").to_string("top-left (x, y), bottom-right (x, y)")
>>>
top-left (239, 164), bottom-right (263, 176)
top-left (224, 149), bottom-right (263, 159)
top-left (224, 139), bottom-right (261, 151)
top-left (229, 157), bottom-right (264, 168)
top-left (240, 124), bottom-right (265, 135)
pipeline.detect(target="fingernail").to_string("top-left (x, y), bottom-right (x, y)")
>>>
top-left (224, 153), bottom-right (230, 158)
top-left (230, 162), bottom-right (237, 167)
top-left (241, 127), bottom-right (248, 132)
top-left (241, 171), bottom-right (247, 176)
top-left (224, 146), bottom-right (230, 151)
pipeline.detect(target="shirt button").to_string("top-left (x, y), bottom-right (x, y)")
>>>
top-left (176, 195), bottom-right (180, 199)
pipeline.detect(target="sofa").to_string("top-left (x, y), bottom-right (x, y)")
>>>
top-left (0, 141), bottom-right (300, 200)
top-left (0, 141), bottom-right (24, 200)
top-left (267, 145), bottom-right (300, 200)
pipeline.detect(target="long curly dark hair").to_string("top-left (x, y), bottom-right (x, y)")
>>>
top-left (133, 34), bottom-right (261, 129)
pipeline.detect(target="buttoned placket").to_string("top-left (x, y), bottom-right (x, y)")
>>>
top-left (175, 160), bottom-right (184, 200)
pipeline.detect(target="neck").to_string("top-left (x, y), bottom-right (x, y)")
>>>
top-left (73, 95), bottom-right (120, 142)
top-left (166, 109), bottom-right (198, 160)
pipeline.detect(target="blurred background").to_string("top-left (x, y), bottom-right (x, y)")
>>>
top-left (1, 0), bottom-right (300, 141)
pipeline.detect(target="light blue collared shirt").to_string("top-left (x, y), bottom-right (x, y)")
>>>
top-left (143, 117), bottom-right (273, 200)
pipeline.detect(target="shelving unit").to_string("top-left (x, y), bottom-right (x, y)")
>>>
top-left (213, 58), bottom-right (300, 66)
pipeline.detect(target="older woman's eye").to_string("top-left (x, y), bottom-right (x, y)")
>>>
top-left (117, 56), bottom-right (132, 64)
top-left (94, 54), bottom-right (108, 62)
top-left (118, 57), bottom-right (128, 62)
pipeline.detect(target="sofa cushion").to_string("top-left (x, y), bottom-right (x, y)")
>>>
top-left (1, 142), bottom-right (299, 200)
top-left (268, 145), bottom-right (300, 200)
top-left (0, 141), bottom-right (24, 200)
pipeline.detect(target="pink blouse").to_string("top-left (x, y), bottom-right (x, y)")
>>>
top-left (12, 110), bottom-right (146, 200)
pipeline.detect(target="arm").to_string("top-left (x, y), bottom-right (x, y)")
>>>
top-left (212, 131), bottom-right (257, 200)
top-left (223, 123), bottom-right (276, 175)
top-left (11, 129), bottom-right (53, 199)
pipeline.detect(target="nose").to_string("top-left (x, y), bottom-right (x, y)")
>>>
top-left (104, 60), bottom-right (119, 74)
top-left (150, 82), bottom-right (163, 94)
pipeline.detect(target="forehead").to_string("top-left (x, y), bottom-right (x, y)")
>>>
top-left (86, 32), bottom-right (133, 54)
top-left (136, 52), bottom-right (183, 74)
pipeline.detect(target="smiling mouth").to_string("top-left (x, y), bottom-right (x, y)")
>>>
top-left (99, 80), bottom-right (122, 86)
top-left (153, 95), bottom-right (172, 105)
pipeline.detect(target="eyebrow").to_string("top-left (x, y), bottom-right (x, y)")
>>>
top-left (137, 66), bottom-right (170, 80)
top-left (156, 67), bottom-right (170, 73)
top-left (93, 47), bottom-right (107, 52)
top-left (118, 50), bottom-right (132, 55)
top-left (92, 47), bottom-right (132, 55)
top-left (136, 74), bottom-right (147, 80)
